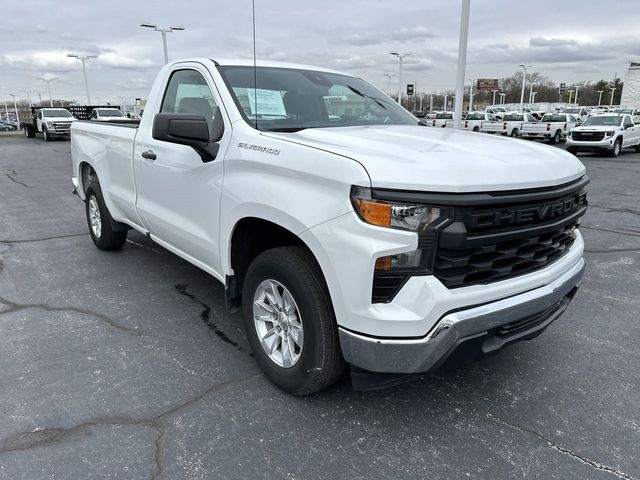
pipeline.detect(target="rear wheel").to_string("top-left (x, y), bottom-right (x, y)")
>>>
top-left (85, 182), bottom-right (127, 250)
top-left (609, 139), bottom-right (622, 157)
top-left (473, 126), bottom-right (479, 132)
top-left (511, 128), bottom-right (519, 138)
top-left (551, 130), bottom-right (562, 144)
top-left (242, 246), bottom-right (344, 395)
top-left (635, 144), bottom-right (640, 153)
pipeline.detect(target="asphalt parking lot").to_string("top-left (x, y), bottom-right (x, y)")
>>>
top-left (0, 136), bottom-right (638, 479)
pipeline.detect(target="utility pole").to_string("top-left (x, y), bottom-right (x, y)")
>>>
top-left (597, 90), bottom-right (604, 106)
top-left (518, 64), bottom-right (531, 111)
top-left (390, 52), bottom-right (410, 105)
top-left (141, 23), bottom-right (185, 64)
top-left (574, 85), bottom-right (581, 105)
top-left (491, 89), bottom-right (498, 105)
top-left (383, 73), bottom-right (395, 96)
top-left (453, 0), bottom-right (470, 128)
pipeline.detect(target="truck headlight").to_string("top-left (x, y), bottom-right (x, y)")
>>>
top-left (350, 186), bottom-right (440, 232)
top-left (605, 131), bottom-right (614, 137)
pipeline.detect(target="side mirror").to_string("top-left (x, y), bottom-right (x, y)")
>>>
top-left (152, 109), bottom-right (224, 162)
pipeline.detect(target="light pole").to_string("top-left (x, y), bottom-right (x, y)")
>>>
top-left (389, 52), bottom-right (410, 105)
top-left (429, 93), bottom-right (434, 112)
top-left (567, 90), bottom-right (574, 104)
top-left (141, 23), bottom-right (185, 64)
top-left (21, 89), bottom-right (34, 108)
top-left (2, 97), bottom-right (8, 118)
top-left (610, 88), bottom-right (616, 106)
top-left (467, 78), bottom-right (474, 112)
top-left (443, 92), bottom-right (448, 110)
top-left (531, 91), bottom-right (537, 103)
top-left (597, 90), bottom-right (604, 106)
top-left (574, 85), bottom-right (581, 105)
top-left (117, 96), bottom-right (128, 116)
top-left (518, 64), bottom-right (531, 111)
top-left (383, 73), bottom-right (395, 96)
top-left (499, 92), bottom-right (506, 105)
top-left (40, 77), bottom-right (54, 107)
top-left (453, 0), bottom-right (470, 128)
top-left (526, 81), bottom-right (536, 104)
top-left (491, 89), bottom-right (498, 105)
top-left (9, 93), bottom-right (20, 124)
top-left (67, 54), bottom-right (97, 104)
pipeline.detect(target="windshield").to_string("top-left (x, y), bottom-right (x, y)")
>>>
top-left (582, 115), bottom-right (623, 126)
top-left (564, 108), bottom-right (581, 114)
top-left (542, 115), bottom-right (566, 122)
top-left (42, 109), bottom-right (72, 118)
top-left (466, 113), bottom-right (484, 120)
top-left (618, 109), bottom-right (633, 114)
top-left (436, 113), bottom-right (453, 119)
top-left (217, 66), bottom-right (417, 131)
top-left (97, 109), bottom-right (124, 117)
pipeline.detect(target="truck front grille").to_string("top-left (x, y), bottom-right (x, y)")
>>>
top-left (572, 131), bottom-right (605, 141)
top-left (52, 122), bottom-right (72, 133)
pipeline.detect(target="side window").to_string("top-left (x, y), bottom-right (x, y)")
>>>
top-left (37, 111), bottom-right (42, 119)
top-left (624, 116), bottom-right (634, 129)
top-left (160, 69), bottom-right (218, 130)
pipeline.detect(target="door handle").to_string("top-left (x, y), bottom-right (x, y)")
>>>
top-left (142, 150), bottom-right (157, 160)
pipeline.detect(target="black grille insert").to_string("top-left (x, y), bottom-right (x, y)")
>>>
top-left (572, 131), bottom-right (605, 142)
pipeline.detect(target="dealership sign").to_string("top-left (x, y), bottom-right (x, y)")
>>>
top-left (477, 78), bottom-right (499, 91)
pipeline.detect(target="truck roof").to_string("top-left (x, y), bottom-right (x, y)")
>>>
top-left (174, 57), bottom-right (347, 76)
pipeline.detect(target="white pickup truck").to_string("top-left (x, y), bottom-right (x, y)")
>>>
top-left (462, 111), bottom-right (495, 132)
top-left (520, 113), bottom-right (579, 144)
top-left (567, 114), bottom-right (640, 157)
top-left (23, 107), bottom-right (75, 141)
top-left (429, 111), bottom-right (453, 127)
top-left (481, 112), bottom-right (537, 137)
top-left (71, 58), bottom-right (588, 394)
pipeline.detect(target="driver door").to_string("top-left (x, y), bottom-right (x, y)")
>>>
top-left (134, 65), bottom-right (230, 276)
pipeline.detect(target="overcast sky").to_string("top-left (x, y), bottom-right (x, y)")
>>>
top-left (2, 0), bottom-right (639, 105)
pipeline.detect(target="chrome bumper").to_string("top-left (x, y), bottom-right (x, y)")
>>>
top-left (339, 258), bottom-right (585, 374)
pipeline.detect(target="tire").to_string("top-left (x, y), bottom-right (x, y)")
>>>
top-left (635, 144), bottom-right (640, 153)
top-left (609, 139), bottom-right (622, 158)
top-left (473, 126), bottom-right (479, 132)
top-left (242, 246), bottom-right (344, 395)
top-left (42, 127), bottom-right (50, 142)
top-left (511, 129), bottom-right (519, 138)
top-left (85, 182), bottom-right (127, 250)
top-left (25, 127), bottom-right (35, 138)
top-left (551, 131), bottom-right (562, 144)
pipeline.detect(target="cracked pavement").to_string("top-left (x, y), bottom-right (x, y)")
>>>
top-left (0, 136), bottom-right (638, 479)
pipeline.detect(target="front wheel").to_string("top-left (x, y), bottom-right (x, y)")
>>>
top-left (42, 127), bottom-right (50, 142)
top-left (609, 139), bottom-right (622, 157)
top-left (85, 182), bottom-right (127, 250)
top-left (551, 131), bottom-right (562, 144)
top-left (511, 129), bottom-right (519, 137)
top-left (242, 247), bottom-right (344, 395)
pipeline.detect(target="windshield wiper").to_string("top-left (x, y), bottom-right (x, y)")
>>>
top-left (263, 127), bottom-right (309, 132)
top-left (347, 85), bottom-right (388, 111)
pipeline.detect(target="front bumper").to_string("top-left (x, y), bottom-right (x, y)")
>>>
top-left (339, 257), bottom-right (585, 374)
top-left (567, 138), bottom-right (615, 151)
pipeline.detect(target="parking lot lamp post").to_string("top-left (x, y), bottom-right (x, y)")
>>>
top-left (499, 92), bottom-right (506, 104)
top-left (567, 90), bottom-right (574, 105)
top-left (526, 81), bottom-right (536, 104)
top-left (574, 85), bottom-right (580, 105)
top-left (429, 93), bottom-right (434, 112)
top-left (40, 78), bottom-right (54, 107)
top-left (491, 89), bottom-right (498, 105)
top-left (389, 52), bottom-right (410, 105)
top-left (21, 90), bottom-right (33, 108)
top-left (383, 73), bottom-right (395, 96)
top-left (531, 91), bottom-right (537, 103)
top-left (67, 54), bottom-right (97, 104)
top-left (141, 24), bottom-right (185, 65)
top-left (452, 0), bottom-right (470, 128)
top-left (443, 92), bottom-right (448, 110)
top-left (467, 78), bottom-right (474, 111)
top-left (610, 88), bottom-right (616, 106)
top-left (518, 64), bottom-right (531, 111)
top-left (9, 94), bottom-right (20, 124)
top-left (2, 97), bottom-right (8, 118)
top-left (597, 90), bottom-right (604, 106)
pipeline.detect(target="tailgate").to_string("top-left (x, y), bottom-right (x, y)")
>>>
top-left (522, 122), bottom-right (545, 133)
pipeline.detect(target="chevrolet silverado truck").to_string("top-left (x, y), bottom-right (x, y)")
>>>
top-left (520, 113), bottom-right (579, 144)
top-left (481, 112), bottom-right (537, 137)
top-left (567, 114), bottom-right (640, 157)
top-left (71, 58), bottom-right (588, 394)
top-left (462, 111), bottom-right (495, 132)
top-left (22, 107), bottom-right (75, 141)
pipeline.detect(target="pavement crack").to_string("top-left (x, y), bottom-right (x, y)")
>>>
top-left (585, 247), bottom-right (640, 253)
top-left (581, 225), bottom-right (640, 239)
top-left (486, 413), bottom-right (636, 480)
top-left (0, 232), bottom-right (89, 244)
top-left (1, 169), bottom-right (32, 189)
top-left (0, 295), bottom-right (140, 335)
top-left (589, 204), bottom-right (640, 218)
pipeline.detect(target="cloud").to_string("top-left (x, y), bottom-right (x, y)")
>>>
top-left (97, 53), bottom-right (155, 70)
top-left (344, 25), bottom-right (436, 46)
top-left (35, 24), bottom-right (47, 33)
top-left (40, 73), bottom-right (59, 82)
top-left (529, 37), bottom-right (578, 47)
top-left (116, 77), bottom-right (150, 90)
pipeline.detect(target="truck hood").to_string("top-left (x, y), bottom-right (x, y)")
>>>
top-left (571, 125), bottom-right (618, 133)
top-left (44, 117), bottom-right (75, 122)
top-left (264, 125), bottom-right (585, 192)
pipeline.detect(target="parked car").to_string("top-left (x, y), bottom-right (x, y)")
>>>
top-left (71, 58), bottom-right (587, 394)
top-left (567, 114), bottom-right (640, 157)
top-left (90, 108), bottom-right (126, 121)
top-left (431, 111), bottom-right (453, 127)
top-left (481, 112), bottom-right (537, 137)
top-left (562, 107), bottom-right (588, 121)
top-left (0, 121), bottom-right (17, 131)
top-left (520, 113), bottom-right (579, 144)
top-left (486, 107), bottom-right (508, 120)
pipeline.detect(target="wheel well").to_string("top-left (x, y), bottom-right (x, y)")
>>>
top-left (227, 218), bottom-right (309, 307)
top-left (80, 162), bottom-right (97, 195)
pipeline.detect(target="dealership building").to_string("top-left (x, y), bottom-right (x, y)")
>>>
top-left (621, 62), bottom-right (640, 107)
